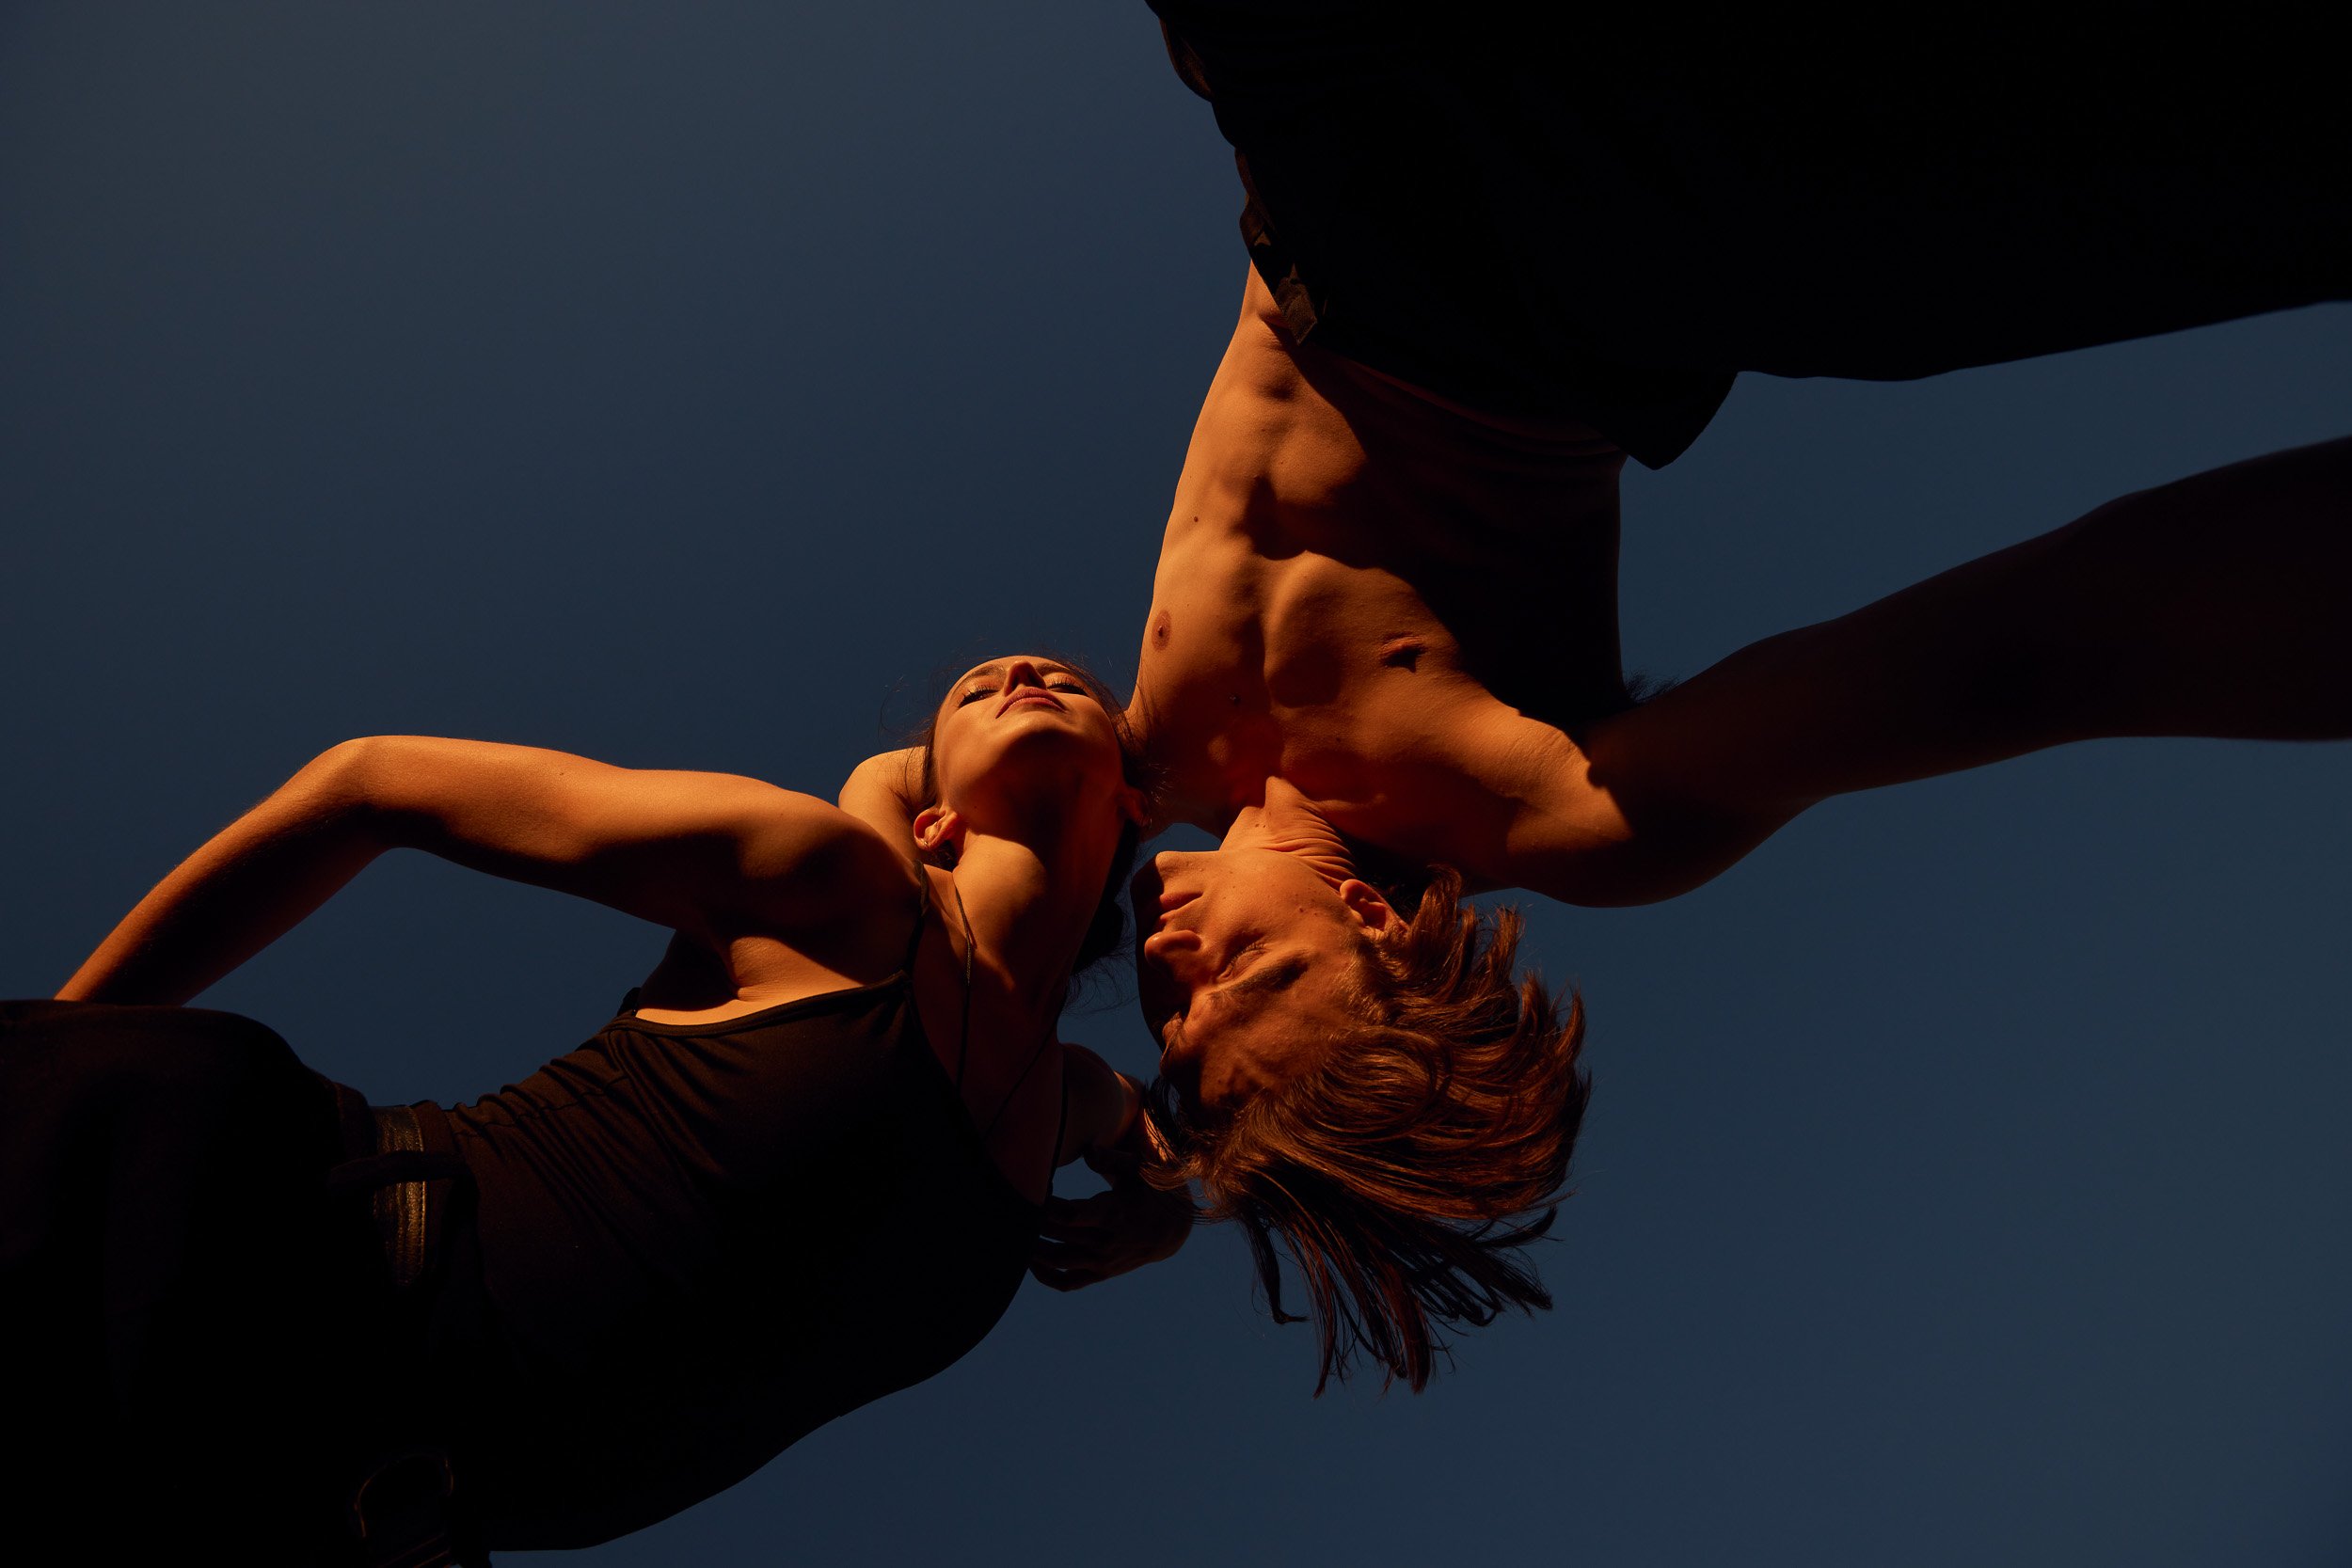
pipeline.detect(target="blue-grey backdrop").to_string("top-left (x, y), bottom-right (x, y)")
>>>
top-left (5, 6), bottom-right (2348, 1564)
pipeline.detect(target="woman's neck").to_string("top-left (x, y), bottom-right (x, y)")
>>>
top-left (944, 820), bottom-right (1115, 1010)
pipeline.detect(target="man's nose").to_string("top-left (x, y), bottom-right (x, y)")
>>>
top-left (1141, 926), bottom-right (1207, 976)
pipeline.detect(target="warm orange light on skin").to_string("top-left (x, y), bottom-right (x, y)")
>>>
top-left (1121, 267), bottom-right (1637, 908)
top-left (1131, 779), bottom-right (1395, 1115)
top-left (921, 655), bottom-right (1140, 848)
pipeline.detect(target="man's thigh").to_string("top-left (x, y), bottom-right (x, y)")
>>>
top-left (1152, 9), bottom-right (2352, 388)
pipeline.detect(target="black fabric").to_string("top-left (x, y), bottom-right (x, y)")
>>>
top-left (0, 1001), bottom-right (434, 1560)
top-left (445, 975), bottom-right (1035, 1548)
top-left (2, 956), bottom-right (1035, 1554)
top-left (1149, 5), bottom-right (2352, 467)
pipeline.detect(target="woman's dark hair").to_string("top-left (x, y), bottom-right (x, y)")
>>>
top-left (908, 657), bottom-right (1156, 974)
top-left (1149, 866), bottom-right (1589, 1393)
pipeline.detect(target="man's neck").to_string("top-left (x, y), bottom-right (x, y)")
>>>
top-left (1217, 778), bottom-right (1359, 890)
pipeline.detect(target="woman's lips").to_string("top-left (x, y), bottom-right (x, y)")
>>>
top-left (996, 689), bottom-right (1066, 716)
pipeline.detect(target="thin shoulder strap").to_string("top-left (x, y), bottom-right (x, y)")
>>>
top-left (949, 877), bottom-right (976, 1092)
top-left (977, 1027), bottom-right (1057, 1147)
top-left (903, 869), bottom-right (931, 971)
top-left (947, 873), bottom-right (1064, 1170)
top-left (1046, 1069), bottom-right (1069, 1192)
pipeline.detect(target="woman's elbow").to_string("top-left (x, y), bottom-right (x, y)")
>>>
top-left (297, 736), bottom-right (414, 846)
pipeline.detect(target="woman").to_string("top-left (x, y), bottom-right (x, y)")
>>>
top-left (5, 656), bottom-right (1188, 1563)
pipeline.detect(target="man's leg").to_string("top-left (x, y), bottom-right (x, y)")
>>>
top-left (1503, 23), bottom-right (2352, 381)
top-left (1149, 8), bottom-right (2351, 455)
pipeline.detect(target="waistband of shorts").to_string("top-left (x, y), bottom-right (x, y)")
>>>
top-left (322, 1077), bottom-right (470, 1292)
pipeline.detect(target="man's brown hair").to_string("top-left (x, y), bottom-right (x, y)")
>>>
top-left (1151, 866), bottom-right (1589, 1392)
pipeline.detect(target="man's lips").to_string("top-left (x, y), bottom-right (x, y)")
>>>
top-left (1131, 883), bottom-right (1200, 937)
top-left (1149, 889), bottom-right (1200, 931)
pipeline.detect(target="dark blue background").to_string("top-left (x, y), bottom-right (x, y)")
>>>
top-left (5, 6), bottom-right (2348, 1563)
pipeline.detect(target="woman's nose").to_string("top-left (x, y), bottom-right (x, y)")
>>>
top-left (1001, 657), bottom-right (1043, 690)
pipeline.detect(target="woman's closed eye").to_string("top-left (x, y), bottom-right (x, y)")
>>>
top-left (958, 677), bottom-right (1088, 706)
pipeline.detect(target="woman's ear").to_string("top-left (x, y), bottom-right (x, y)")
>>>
top-left (1117, 783), bottom-right (1152, 828)
top-left (913, 804), bottom-right (963, 861)
top-left (1336, 879), bottom-right (1395, 935)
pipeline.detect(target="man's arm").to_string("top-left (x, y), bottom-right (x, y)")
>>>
top-left (1553, 435), bottom-right (2352, 902)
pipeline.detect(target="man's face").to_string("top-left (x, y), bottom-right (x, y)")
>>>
top-left (1131, 847), bottom-right (1391, 1116)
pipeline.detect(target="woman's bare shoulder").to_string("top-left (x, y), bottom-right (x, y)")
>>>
top-left (735, 796), bottom-right (921, 927)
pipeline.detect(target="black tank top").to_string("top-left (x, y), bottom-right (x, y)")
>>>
top-left (439, 880), bottom-right (1041, 1549)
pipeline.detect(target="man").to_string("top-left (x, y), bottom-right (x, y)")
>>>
top-left (1066, 8), bottom-right (2352, 1386)
top-left (1128, 6), bottom-right (2351, 897)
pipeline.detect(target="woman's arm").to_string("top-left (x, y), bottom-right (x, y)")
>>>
top-left (59, 743), bottom-right (384, 1004)
top-left (1029, 1043), bottom-right (1192, 1291)
top-left (835, 748), bottom-right (925, 859)
top-left (1053, 1043), bottom-right (1146, 1164)
top-left (59, 735), bottom-right (900, 1005)
top-left (1553, 434), bottom-right (2352, 901)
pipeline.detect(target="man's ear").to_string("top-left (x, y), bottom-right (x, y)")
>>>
top-left (913, 804), bottom-right (962, 859)
top-left (1336, 879), bottom-right (1395, 935)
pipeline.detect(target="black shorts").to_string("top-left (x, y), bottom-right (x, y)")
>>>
top-left (1151, 6), bottom-right (2352, 466)
top-left (0, 1001), bottom-right (487, 1561)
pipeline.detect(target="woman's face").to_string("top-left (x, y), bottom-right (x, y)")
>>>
top-left (927, 655), bottom-right (1133, 843)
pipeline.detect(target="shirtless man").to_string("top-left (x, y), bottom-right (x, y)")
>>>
top-left (1024, 10), bottom-right (2352, 1386)
top-left (876, 13), bottom-right (2352, 1386)
top-left (1127, 266), bottom-right (2352, 1007)
top-left (1101, 259), bottom-right (2352, 1386)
